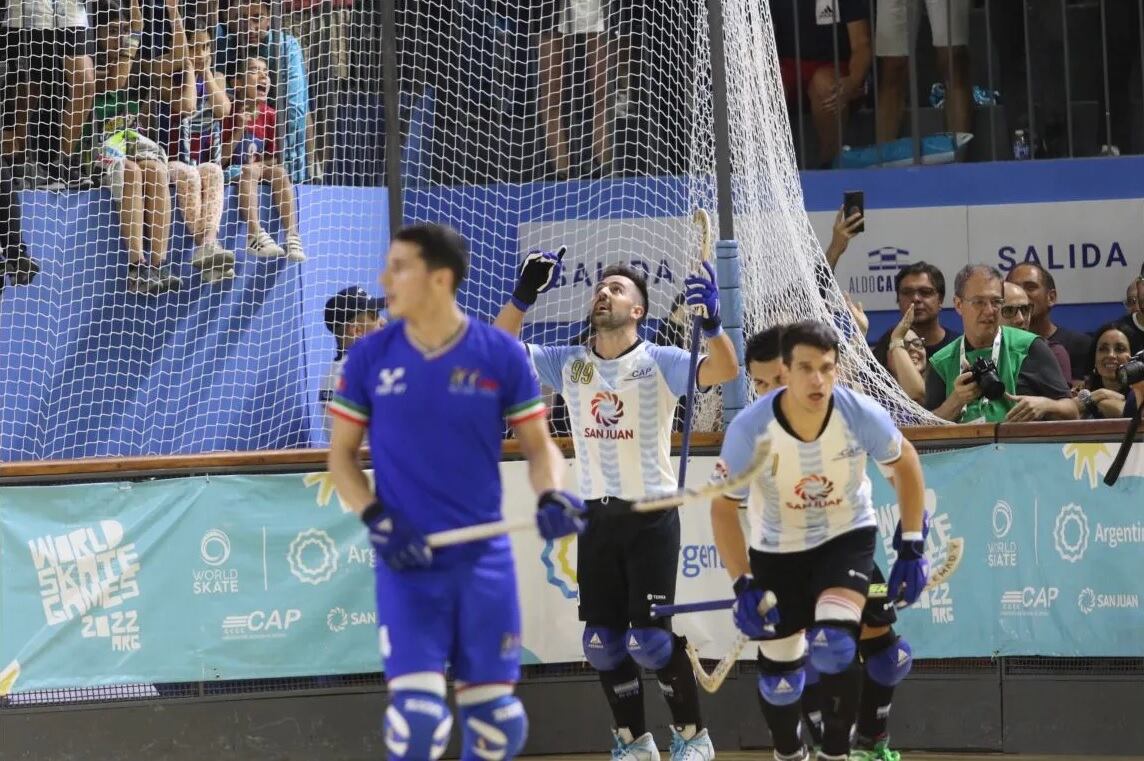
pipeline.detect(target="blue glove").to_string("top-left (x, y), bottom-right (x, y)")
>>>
top-left (511, 247), bottom-right (566, 311)
top-left (684, 260), bottom-right (721, 337)
top-left (888, 538), bottom-right (929, 608)
top-left (892, 509), bottom-right (931, 551)
top-left (731, 575), bottom-right (780, 639)
top-left (362, 501), bottom-right (432, 571)
top-left (536, 489), bottom-right (587, 540)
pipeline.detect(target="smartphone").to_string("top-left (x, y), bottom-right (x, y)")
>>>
top-left (842, 190), bottom-right (865, 233)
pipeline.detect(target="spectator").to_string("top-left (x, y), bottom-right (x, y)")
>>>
top-left (1118, 279), bottom-right (1144, 354)
top-left (884, 306), bottom-right (927, 403)
top-left (924, 264), bottom-right (1075, 423)
top-left (236, 0), bottom-right (310, 183)
top-left (2, 0), bottom-right (96, 184)
top-left (745, 325), bottom-right (785, 396)
top-left (283, 0), bottom-right (350, 180)
top-left (86, 0), bottom-right (179, 294)
top-left (0, 163), bottom-right (40, 292)
top-left (168, 24), bottom-right (236, 282)
top-left (870, 261), bottom-right (959, 368)
top-left (320, 286), bottom-right (385, 430)
top-left (1002, 280), bottom-right (1070, 380)
top-left (769, 0), bottom-right (872, 168)
top-left (222, 55), bottom-right (306, 262)
top-left (875, 0), bottom-right (972, 147)
top-left (534, 1), bottom-right (611, 178)
top-left (1005, 262), bottom-right (1092, 382)
top-left (823, 205), bottom-right (865, 271)
top-left (1076, 323), bottom-right (1138, 420)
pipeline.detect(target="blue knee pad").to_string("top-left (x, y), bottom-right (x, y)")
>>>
top-left (582, 626), bottom-right (627, 671)
top-left (460, 695), bottom-right (528, 761)
top-left (625, 626), bottom-right (674, 670)
top-left (757, 667), bottom-right (806, 707)
top-left (803, 658), bottom-right (821, 685)
top-left (865, 635), bottom-right (913, 687)
top-left (807, 624), bottom-right (857, 675)
top-left (385, 691), bottom-right (453, 760)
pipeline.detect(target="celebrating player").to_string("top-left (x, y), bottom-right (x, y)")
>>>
top-left (494, 251), bottom-right (739, 761)
top-left (745, 325), bottom-right (920, 761)
top-left (712, 320), bottom-right (927, 761)
top-left (327, 223), bottom-right (587, 761)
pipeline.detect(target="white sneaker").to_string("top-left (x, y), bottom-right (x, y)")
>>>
top-left (612, 731), bottom-right (660, 761)
top-left (669, 727), bottom-right (714, 761)
top-left (248, 229), bottom-right (285, 258)
top-left (284, 234), bottom-right (306, 262)
top-left (192, 241), bottom-right (236, 270)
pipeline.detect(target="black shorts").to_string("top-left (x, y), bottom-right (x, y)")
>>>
top-left (747, 527), bottom-right (877, 640)
top-left (861, 563), bottom-right (897, 629)
top-left (577, 500), bottom-right (679, 629)
top-left (2, 27), bottom-right (94, 130)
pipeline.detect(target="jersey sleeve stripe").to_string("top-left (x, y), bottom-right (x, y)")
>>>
top-left (329, 398), bottom-right (369, 425)
top-left (506, 398), bottom-right (546, 425)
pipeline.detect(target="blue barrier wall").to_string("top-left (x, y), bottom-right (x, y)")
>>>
top-left (3, 158), bottom-right (1140, 459)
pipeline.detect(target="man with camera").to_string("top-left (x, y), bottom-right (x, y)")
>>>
top-left (924, 265), bottom-right (1075, 423)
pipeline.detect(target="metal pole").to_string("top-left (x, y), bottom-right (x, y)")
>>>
top-left (1139, 0), bottom-right (1144, 154)
top-left (791, 0), bottom-right (806, 169)
top-left (1061, 0), bottom-right (1073, 157)
top-left (380, 0), bottom-right (404, 235)
top-left (1022, 0), bottom-right (1036, 158)
top-left (831, 0), bottom-right (842, 168)
top-left (708, 0), bottom-right (735, 242)
top-left (871, 0), bottom-right (881, 164)
top-left (984, 0), bottom-right (997, 161)
top-left (1099, 0), bottom-right (1113, 152)
top-left (907, 0), bottom-right (921, 164)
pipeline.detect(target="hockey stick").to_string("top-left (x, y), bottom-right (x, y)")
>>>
top-left (422, 436), bottom-right (772, 548)
top-left (655, 537), bottom-right (965, 693)
top-left (677, 208), bottom-right (713, 488)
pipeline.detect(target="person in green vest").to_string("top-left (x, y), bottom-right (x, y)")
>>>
top-left (924, 264), bottom-right (1075, 423)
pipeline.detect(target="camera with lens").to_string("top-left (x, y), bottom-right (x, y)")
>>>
top-left (970, 357), bottom-right (1006, 400)
top-left (1118, 350), bottom-right (1144, 387)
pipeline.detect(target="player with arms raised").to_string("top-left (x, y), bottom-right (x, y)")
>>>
top-left (327, 223), bottom-right (587, 761)
top-left (711, 320), bottom-right (928, 761)
top-left (495, 252), bottom-right (739, 761)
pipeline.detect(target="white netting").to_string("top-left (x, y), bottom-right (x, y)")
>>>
top-left (0, 0), bottom-right (935, 462)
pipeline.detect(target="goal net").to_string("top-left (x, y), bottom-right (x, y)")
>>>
top-left (0, 0), bottom-right (935, 462)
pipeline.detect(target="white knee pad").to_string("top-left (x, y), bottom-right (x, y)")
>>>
top-left (757, 633), bottom-right (807, 663)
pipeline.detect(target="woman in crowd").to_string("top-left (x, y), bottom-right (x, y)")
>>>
top-left (1076, 323), bottom-right (1139, 419)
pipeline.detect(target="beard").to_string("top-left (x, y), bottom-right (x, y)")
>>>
top-left (590, 306), bottom-right (630, 331)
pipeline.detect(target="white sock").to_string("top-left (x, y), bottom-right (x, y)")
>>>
top-left (675, 724), bottom-right (697, 740)
top-left (617, 727), bottom-right (635, 744)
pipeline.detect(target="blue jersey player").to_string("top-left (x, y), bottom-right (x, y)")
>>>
top-left (327, 223), bottom-right (587, 761)
top-left (711, 320), bottom-right (928, 761)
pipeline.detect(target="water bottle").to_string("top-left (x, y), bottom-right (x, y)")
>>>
top-left (1012, 129), bottom-right (1030, 160)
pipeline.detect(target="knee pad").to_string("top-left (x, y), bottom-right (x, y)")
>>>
top-left (756, 656), bottom-right (806, 707)
top-left (807, 623), bottom-right (857, 675)
top-left (459, 694), bottom-right (528, 761)
top-left (625, 626), bottom-right (674, 670)
top-left (863, 633), bottom-right (912, 687)
top-left (582, 626), bottom-right (627, 671)
top-left (803, 657), bottom-right (820, 685)
top-left (385, 691), bottom-right (453, 760)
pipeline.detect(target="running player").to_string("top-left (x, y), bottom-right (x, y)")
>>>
top-left (713, 320), bottom-right (928, 761)
top-left (495, 252), bottom-right (739, 761)
top-left (744, 325), bottom-right (922, 761)
top-left (327, 223), bottom-right (587, 761)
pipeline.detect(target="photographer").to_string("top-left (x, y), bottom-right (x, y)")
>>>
top-left (924, 265), bottom-right (1075, 423)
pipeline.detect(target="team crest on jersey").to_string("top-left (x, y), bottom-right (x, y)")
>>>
top-left (448, 366), bottom-right (499, 396)
top-left (787, 474), bottom-right (843, 510)
top-left (586, 391), bottom-right (633, 439)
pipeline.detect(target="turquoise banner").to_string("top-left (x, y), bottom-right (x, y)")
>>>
top-left (1, 441), bottom-right (1142, 693)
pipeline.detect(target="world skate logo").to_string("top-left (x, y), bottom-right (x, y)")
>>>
top-left (590, 392), bottom-right (624, 427)
top-left (200, 528), bottom-right (231, 566)
top-left (1053, 503), bottom-right (1089, 563)
top-left (992, 501), bottom-right (1013, 539)
top-left (287, 528), bottom-right (340, 585)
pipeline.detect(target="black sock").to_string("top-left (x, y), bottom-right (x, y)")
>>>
top-left (598, 656), bottom-right (647, 738)
top-left (819, 660), bottom-right (862, 757)
top-left (856, 633), bottom-right (900, 744)
top-left (655, 634), bottom-right (703, 730)
top-left (755, 653), bottom-right (806, 757)
top-left (800, 667), bottom-right (824, 747)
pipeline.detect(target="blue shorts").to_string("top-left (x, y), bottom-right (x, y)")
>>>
top-left (375, 548), bottom-right (521, 685)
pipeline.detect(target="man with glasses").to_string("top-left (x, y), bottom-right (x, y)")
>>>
top-left (871, 262), bottom-right (959, 369)
top-left (1005, 262), bottom-right (1091, 382)
top-left (1001, 281), bottom-right (1070, 381)
top-left (924, 264), bottom-right (1074, 423)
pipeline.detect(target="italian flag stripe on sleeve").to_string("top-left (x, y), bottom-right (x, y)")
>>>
top-left (506, 398), bottom-right (546, 425)
top-left (329, 396), bottom-right (369, 426)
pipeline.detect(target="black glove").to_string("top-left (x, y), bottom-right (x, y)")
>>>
top-left (511, 247), bottom-right (566, 311)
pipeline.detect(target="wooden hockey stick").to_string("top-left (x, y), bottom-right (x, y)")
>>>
top-left (665, 537), bottom-right (965, 693)
top-left (422, 436), bottom-right (772, 548)
top-left (677, 208), bottom-right (714, 488)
